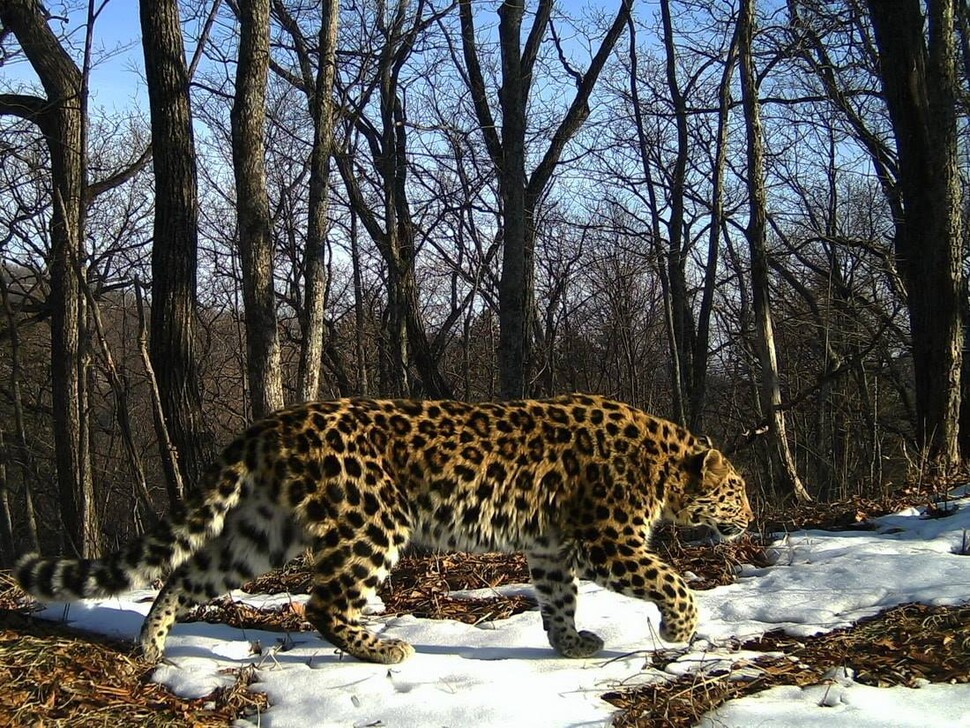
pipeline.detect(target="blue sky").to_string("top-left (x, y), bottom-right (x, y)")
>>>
top-left (2, 0), bottom-right (147, 111)
top-left (2, 0), bottom-right (624, 114)
top-left (86, 0), bottom-right (146, 109)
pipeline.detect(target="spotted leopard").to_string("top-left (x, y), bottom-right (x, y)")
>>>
top-left (17, 394), bottom-right (752, 664)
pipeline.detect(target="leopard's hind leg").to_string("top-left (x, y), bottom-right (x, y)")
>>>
top-left (138, 496), bottom-right (306, 661)
top-left (526, 548), bottom-right (604, 658)
top-left (301, 475), bottom-right (413, 664)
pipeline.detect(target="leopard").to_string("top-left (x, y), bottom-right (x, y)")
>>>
top-left (16, 394), bottom-right (752, 665)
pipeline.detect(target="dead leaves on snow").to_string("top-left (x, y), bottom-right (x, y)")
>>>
top-left (378, 552), bottom-right (536, 624)
top-left (749, 602), bottom-right (970, 688)
top-left (0, 606), bottom-right (267, 728)
top-left (607, 602), bottom-right (970, 727)
top-left (605, 654), bottom-right (818, 728)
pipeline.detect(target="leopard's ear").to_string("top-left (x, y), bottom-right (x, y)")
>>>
top-left (686, 448), bottom-right (728, 482)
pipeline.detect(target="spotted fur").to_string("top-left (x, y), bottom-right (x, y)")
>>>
top-left (17, 394), bottom-right (752, 663)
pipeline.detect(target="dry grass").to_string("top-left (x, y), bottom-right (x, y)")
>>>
top-left (760, 493), bottom-right (924, 535)
top-left (0, 584), bottom-right (268, 727)
top-left (0, 550), bottom-right (541, 727)
top-left (748, 602), bottom-right (970, 687)
top-left (378, 551), bottom-right (536, 624)
top-left (605, 654), bottom-right (819, 727)
top-left (605, 602), bottom-right (970, 727)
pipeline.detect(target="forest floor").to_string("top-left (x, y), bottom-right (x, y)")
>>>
top-left (1, 487), bottom-right (968, 727)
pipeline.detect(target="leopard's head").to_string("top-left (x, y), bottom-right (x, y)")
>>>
top-left (667, 448), bottom-right (753, 542)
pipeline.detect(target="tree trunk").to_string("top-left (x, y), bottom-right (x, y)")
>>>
top-left (690, 22), bottom-right (739, 433)
top-left (232, 0), bottom-right (285, 418)
top-left (960, 280), bottom-right (970, 459)
top-left (459, 0), bottom-right (632, 400)
top-left (81, 273), bottom-right (155, 527)
top-left (335, 126), bottom-right (451, 397)
top-left (380, 69), bottom-right (411, 399)
top-left (302, 1), bottom-right (451, 399)
top-left (350, 207), bottom-right (370, 396)
top-left (866, 0), bottom-right (964, 466)
top-left (738, 0), bottom-right (812, 502)
top-left (296, 0), bottom-right (339, 402)
top-left (0, 0), bottom-right (99, 554)
top-left (134, 279), bottom-right (185, 507)
top-left (378, 15), bottom-right (450, 398)
top-left (385, 87), bottom-right (451, 398)
top-left (494, 0), bottom-right (533, 400)
top-left (0, 425), bottom-right (16, 565)
top-left (658, 0), bottom-right (697, 425)
top-left (626, 13), bottom-right (684, 421)
top-left (140, 0), bottom-right (214, 492)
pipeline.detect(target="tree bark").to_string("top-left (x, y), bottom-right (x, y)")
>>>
top-left (140, 0), bottom-right (214, 492)
top-left (232, 0), bottom-right (285, 418)
top-left (494, 0), bottom-right (533, 400)
top-left (960, 284), bottom-right (970, 460)
top-left (0, 0), bottom-right (99, 554)
top-left (866, 0), bottom-right (964, 466)
top-left (738, 0), bottom-right (812, 502)
top-left (296, 0), bottom-right (339, 402)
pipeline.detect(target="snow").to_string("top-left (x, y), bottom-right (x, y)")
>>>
top-left (31, 488), bottom-right (970, 727)
top-left (697, 667), bottom-right (970, 728)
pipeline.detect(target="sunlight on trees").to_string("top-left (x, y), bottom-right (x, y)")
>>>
top-left (0, 0), bottom-right (966, 560)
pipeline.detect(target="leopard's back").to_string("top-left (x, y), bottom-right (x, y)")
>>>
top-left (297, 394), bottom-right (683, 554)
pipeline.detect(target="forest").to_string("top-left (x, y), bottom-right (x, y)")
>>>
top-left (0, 0), bottom-right (966, 564)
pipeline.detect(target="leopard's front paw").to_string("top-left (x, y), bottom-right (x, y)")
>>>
top-left (370, 637), bottom-right (416, 664)
top-left (137, 638), bottom-right (163, 664)
top-left (552, 629), bottom-right (604, 658)
top-left (659, 619), bottom-right (695, 643)
top-left (660, 602), bottom-right (697, 643)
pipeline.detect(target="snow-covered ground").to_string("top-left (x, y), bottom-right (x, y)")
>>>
top-left (32, 488), bottom-right (970, 727)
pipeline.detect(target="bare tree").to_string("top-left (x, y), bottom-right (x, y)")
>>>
top-left (296, 0), bottom-right (339, 402)
top-left (458, 0), bottom-right (633, 398)
top-left (0, 425), bottom-right (15, 564)
top-left (866, 0), bottom-right (964, 466)
top-left (332, 0), bottom-right (452, 398)
top-left (625, 4), bottom-right (736, 430)
top-left (787, 0), bottom-right (964, 467)
top-left (232, 0), bottom-right (285, 417)
top-left (689, 19), bottom-right (740, 434)
top-left (738, 0), bottom-right (812, 502)
top-left (0, 271), bottom-right (41, 556)
top-left (6, 0), bottom-right (968, 565)
top-left (657, 0), bottom-right (694, 425)
top-left (0, 0), bottom-right (99, 553)
top-left (140, 0), bottom-right (215, 493)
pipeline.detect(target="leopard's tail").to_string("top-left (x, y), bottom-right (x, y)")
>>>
top-left (15, 460), bottom-right (248, 601)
